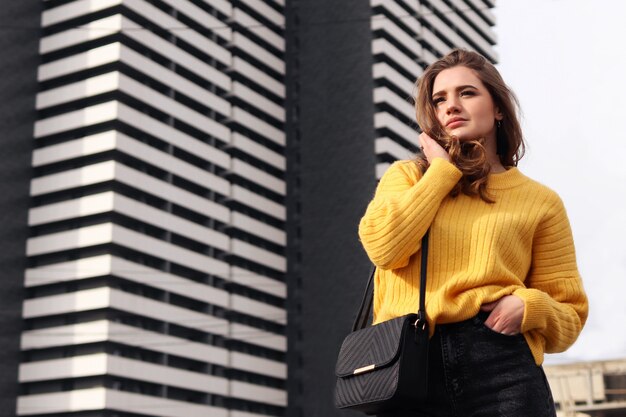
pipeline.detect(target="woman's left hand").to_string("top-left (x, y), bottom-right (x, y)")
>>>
top-left (480, 295), bottom-right (525, 335)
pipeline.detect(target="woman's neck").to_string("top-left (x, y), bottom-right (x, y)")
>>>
top-left (485, 131), bottom-right (506, 173)
top-left (489, 157), bottom-right (506, 173)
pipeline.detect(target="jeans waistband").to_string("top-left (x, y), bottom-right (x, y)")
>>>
top-left (435, 310), bottom-right (490, 333)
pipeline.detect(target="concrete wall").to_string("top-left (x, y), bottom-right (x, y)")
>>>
top-left (0, 2), bottom-right (41, 416)
top-left (285, 1), bottom-right (376, 416)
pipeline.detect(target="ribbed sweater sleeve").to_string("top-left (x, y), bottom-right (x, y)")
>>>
top-left (358, 158), bottom-right (462, 270)
top-left (513, 196), bottom-right (589, 354)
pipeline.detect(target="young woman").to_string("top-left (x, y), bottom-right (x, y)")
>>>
top-left (358, 49), bottom-right (588, 416)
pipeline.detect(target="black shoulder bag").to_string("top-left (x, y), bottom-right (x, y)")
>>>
top-left (334, 231), bottom-right (430, 415)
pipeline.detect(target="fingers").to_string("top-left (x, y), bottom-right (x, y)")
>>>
top-left (481, 295), bottom-right (525, 335)
top-left (418, 132), bottom-right (450, 163)
top-left (480, 301), bottom-right (497, 312)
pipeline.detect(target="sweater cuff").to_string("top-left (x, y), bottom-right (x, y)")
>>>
top-left (513, 287), bottom-right (551, 333)
top-left (422, 158), bottom-right (463, 191)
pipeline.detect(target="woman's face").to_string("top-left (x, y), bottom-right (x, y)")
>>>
top-left (431, 66), bottom-right (502, 142)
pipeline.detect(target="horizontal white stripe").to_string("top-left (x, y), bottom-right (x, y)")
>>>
top-left (37, 71), bottom-right (118, 109)
top-left (26, 222), bottom-right (114, 257)
top-left (374, 111), bottom-right (419, 147)
top-left (42, 0), bottom-right (122, 26)
top-left (230, 266), bottom-right (286, 299)
top-left (19, 354), bottom-right (106, 382)
top-left (232, 32), bottom-right (284, 74)
top-left (372, 62), bottom-right (417, 95)
top-left (230, 323), bottom-right (286, 351)
top-left (230, 132), bottom-right (285, 170)
top-left (20, 320), bottom-right (288, 380)
top-left (420, 22), bottom-right (455, 56)
top-left (160, 0), bottom-right (231, 41)
top-left (231, 211), bottom-right (286, 246)
top-left (119, 45), bottom-right (230, 116)
top-left (24, 255), bottom-right (113, 287)
top-left (30, 160), bottom-right (231, 223)
top-left (115, 130), bottom-right (230, 194)
top-left (34, 100), bottom-right (118, 138)
top-left (371, 14), bottom-right (423, 60)
top-left (28, 191), bottom-right (115, 225)
top-left (17, 388), bottom-right (229, 417)
top-left (232, 106), bottom-right (285, 145)
top-left (232, 158), bottom-right (285, 195)
top-left (232, 81), bottom-right (285, 122)
top-left (237, 0), bottom-right (284, 25)
top-left (370, 0), bottom-right (421, 33)
top-left (430, 0), bottom-right (496, 59)
top-left (231, 239), bottom-right (286, 272)
top-left (26, 222), bottom-right (230, 277)
top-left (115, 103), bottom-right (231, 168)
top-left (19, 354), bottom-right (229, 396)
top-left (38, 46), bottom-right (232, 118)
top-left (375, 137), bottom-right (416, 161)
top-left (40, 14), bottom-right (131, 54)
top-left (107, 389), bottom-right (229, 417)
top-left (123, 0), bottom-right (231, 66)
top-left (38, 42), bottom-right (120, 81)
top-left (122, 15), bottom-right (230, 90)
top-left (17, 388), bottom-right (106, 415)
top-left (454, 0), bottom-right (497, 41)
top-left (32, 130), bottom-right (116, 166)
top-left (231, 380), bottom-right (286, 406)
top-left (372, 38), bottom-right (423, 78)
top-left (29, 191), bottom-right (230, 251)
top-left (23, 287), bottom-right (230, 335)
top-left (373, 86), bottom-right (415, 121)
top-left (117, 72), bottom-right (230, 143)
top-left (30, 159), bottom-right (116, 195)
top-left (232, 8), bottom-right (284, 51)
top-left (230, 351), bottom-right (286, 379)
top-left (232, 57), bottom-right (285, 98)
top-left (23, 254), bottom-right (230, 308)
top-left (231, 185), bottom-right (286, 220)
top-left (465, 0), bottom-right (496, 24)
top-left (204, 0), bottom-right (232, 16)
top-left (231, 294), bottom-right (286, 325)
top-left (20, 320), bottom-right (230, 366)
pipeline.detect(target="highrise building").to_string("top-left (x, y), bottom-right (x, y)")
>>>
top-left (2, 1), bottom-right (497, 416)
top-left (17, 1), bottom-right (288, 416)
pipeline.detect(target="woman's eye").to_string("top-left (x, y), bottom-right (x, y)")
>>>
top-left (460, 90), bottom-right (475, 97)
top-left (433, 97), bottom-right (445, 105)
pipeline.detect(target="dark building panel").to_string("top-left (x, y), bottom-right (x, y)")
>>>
top-left (285, 1), bottom-right (376, 416)
top-left (0, 2), bottom-right (42, 416)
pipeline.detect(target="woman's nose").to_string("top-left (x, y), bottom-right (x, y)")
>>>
top-left (446, 98), bottom-right (461, 114)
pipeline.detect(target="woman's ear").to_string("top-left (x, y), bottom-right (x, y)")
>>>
top-left (495, 107), bottom-right (504, 121)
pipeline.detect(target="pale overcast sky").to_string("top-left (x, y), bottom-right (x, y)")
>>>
top-left (495, 0), bottom-right (626, 363)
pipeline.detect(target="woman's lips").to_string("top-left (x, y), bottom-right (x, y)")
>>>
top-left (447, 120), bottom-right (466, 128)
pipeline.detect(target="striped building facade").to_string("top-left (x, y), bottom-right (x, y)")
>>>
top-left (18, 0), bottom-right (288, 416)
top-left (12, 0), bottom-right (497, 416)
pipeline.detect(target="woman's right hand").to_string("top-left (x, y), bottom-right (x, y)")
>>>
top-left (419, 132), bottom-right (450, 164)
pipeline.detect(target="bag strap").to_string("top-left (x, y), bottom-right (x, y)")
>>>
top-left (352, 229), bottom-right (430, 332)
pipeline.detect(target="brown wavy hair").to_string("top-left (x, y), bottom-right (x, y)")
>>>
top-left (414, 48), bottom-right (525, 203)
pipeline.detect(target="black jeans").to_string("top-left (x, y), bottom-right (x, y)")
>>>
top-left (378, 311), bottom-right (557, 417)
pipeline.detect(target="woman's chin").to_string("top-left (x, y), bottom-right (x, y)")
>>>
top-left (447, 131), bottom-right (485, 143)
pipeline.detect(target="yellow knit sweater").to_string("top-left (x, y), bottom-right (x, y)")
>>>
top-left (358, 158), bottom-right (588, 365)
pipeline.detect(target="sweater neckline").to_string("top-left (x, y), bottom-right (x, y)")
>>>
top-left (487, 167), bottom-right (527, 189)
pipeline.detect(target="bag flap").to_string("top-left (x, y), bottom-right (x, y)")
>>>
top-left (335, 314), bottom-right (416, 378)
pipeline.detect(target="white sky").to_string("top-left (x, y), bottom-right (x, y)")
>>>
top-left (494, 0), bottom-right (626, 363)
